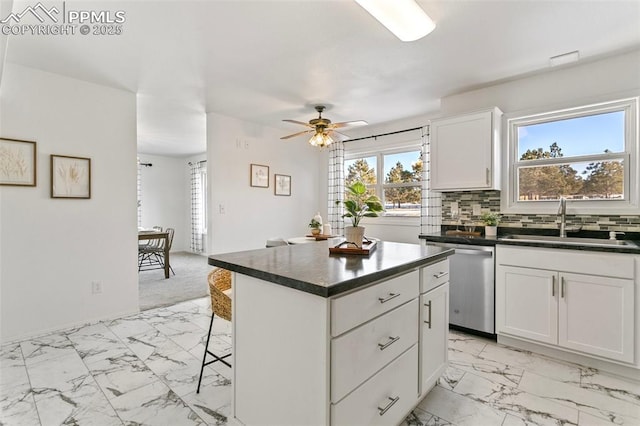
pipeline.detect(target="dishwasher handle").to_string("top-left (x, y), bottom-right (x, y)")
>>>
top-left (453, 248), bottom-right (494, 256)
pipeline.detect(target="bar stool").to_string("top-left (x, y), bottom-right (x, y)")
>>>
top-left (197, 268), bottom-right (232, 393)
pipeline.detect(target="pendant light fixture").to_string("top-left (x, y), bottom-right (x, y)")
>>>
top-left (355, 0), bottom-right (436, 42)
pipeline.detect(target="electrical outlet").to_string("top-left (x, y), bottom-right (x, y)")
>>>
top-left (91, 281), bottom-right (102, 295)
top-left (450, 201), bottom-right (459, 214)
top-left (472, 204), bottom-right (481, 216)
top-left (219, 204), bottom-right (225, 214)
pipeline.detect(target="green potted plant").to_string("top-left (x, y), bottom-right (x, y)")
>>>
top-left (308, 218), bottom-right (322, 235)
top-left (340, 181), bottom-right (384, 245)
top-left (481, 211), bottom-right (501, 237)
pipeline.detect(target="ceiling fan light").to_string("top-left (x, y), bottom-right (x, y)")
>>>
top-left (309, 132), bottom-right (334, 148)
top-left (355, 0), bottom-right (436, 42)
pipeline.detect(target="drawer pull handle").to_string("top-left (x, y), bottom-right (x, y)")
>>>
top-left (433, 271), bottom-right (449, 279)
top-left (378, 293), bottom-right (400, 304)
top-left (424, 300), bottom-right (432, 329)
top-left (561, 277), bottom-right (565, 299)
top-left (378, 396), bottom-right (400, 416)
top-left (552, 276), bottom-right (556, 297)
top-left (378, 336), bottom-right (400, 351)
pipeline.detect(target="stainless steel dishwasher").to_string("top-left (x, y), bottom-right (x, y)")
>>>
top-left (428, 242), bottom-right (495, 337)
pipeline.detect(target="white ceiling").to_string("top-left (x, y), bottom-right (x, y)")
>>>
top-left (3, 0), bottom-right (640, 156)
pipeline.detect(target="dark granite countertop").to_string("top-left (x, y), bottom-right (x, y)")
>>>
top-left (419, 228), bottom-right (640, 254)
top-left (208, 240), bottom-right (454, 298)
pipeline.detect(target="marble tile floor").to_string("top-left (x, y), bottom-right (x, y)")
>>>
top-left (1, 297), bottom-right (638, 426)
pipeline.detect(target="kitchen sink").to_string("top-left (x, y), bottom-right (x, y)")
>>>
top-left (499, 234), bottom-right (639, 248)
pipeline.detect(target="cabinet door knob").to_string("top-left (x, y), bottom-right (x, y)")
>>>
top-left (377, 336), bottom-right (400, 351)
top-left (377, 396), bottom-right (400, 416)
top-left (378, 293), bottom-right (400, 304)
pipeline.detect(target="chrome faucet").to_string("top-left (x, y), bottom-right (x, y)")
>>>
top-left (558, 197), bottom-right (567, 238)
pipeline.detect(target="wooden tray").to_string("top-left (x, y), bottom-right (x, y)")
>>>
top-left (329, 239), bottom-right (377, 255)
top-left (306, 234), bottom-right (338, 241)
top-left (445, 230), bottom-right (481, 237)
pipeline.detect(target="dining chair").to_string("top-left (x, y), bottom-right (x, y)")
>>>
top-left (138, 227), bottom-right (175, 275)
top-left (197, 268), bottom-right (232, 393)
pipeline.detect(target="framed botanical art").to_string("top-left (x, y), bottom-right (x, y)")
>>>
top-left (274, 174), bottom-right (291, 196)
top-left (250, 163), bottom-right (269, 188)
top-left (0, 138), bottom-right (36, 186)
top-left (51, 155), bottom-right (91, 199)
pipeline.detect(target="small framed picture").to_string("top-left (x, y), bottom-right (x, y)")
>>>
top-left (274, 174), bottom-right (291, 196)
top-left (250, 163), bottom-right (269, 188)
top-left (51, 155), bottom-right (91, 199)
top-left (0, 138), bottom-right (36, 186)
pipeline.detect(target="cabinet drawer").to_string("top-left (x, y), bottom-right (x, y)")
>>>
top-left (331, 299), bottom-right (418, 403)
top-left (331, 270), bottom-right (419, 337)
top-left (421, 260), bottom-right (449, 293)
top-left (331, 344), bottom-right (418, 426)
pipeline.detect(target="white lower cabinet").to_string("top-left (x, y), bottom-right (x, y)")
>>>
top-left (498, 266), bottom-right (557, 344)
top-left (233, 260), bottom-right (451, 426)
top-left (496, 246), bottom-right (636, 364)
top-left (331, 345), bottom-right (419, 426)
top-left (420, 281), bottom-right (449, 395)
top-left (559, 272), bottom-right (634, 362)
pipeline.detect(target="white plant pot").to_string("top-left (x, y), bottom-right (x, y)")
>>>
top-left (344, 226), bottom-right (365, 246)
top-left (484, 225), bottom-right (497, 237)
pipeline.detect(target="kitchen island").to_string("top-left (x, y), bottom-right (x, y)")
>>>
top-left (208, 240), bottom-right (453, 426)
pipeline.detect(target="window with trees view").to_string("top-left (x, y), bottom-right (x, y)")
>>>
top-left (345, 150), bottom-right (422, 217)
top-left (507, 98), bottom-right (638, 212)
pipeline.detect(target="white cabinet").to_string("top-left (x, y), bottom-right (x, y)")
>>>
top-left (420, 281), bottom-right (449, 395)
top-left (233, 260), bottom-right (450, 426)
top-left (496, 246), bottom-right (636, 364)
top-left (498, 266), bottom-right (557, 345)
top-left (559, 272), bottom-right (634, 363)
top-left (430, 107), bottom-right (502, 191)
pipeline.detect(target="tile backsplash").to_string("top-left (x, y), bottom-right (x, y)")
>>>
top-left (441, 190), bottom-right (640, 232)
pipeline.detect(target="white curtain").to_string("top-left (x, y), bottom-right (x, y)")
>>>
top-left (420, 125), bottom-right (441, 235)
top-left (190, 161), bottom-right (206, 253)
top-left (327, 141), bottom-right (345, 236)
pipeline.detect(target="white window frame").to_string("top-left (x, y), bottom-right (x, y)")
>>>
top-left (345, 142), bottom-right (422, 226)
top-left (502, 97), bottom-right (639, 215)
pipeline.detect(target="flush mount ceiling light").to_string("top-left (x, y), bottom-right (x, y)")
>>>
top-left (355, 0), bottom-right (436, 42)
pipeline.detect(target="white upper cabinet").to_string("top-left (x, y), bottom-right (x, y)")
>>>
top-left (430, 107), bottom-right (502, 191)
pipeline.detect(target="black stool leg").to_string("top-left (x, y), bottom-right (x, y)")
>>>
top-left (197, 312), bottom-right (215, 393)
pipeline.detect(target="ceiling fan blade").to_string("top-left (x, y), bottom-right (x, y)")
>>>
top-left (280, 129), bottom-right (314, 140)
top-left (330, 120), bottom-right (368, 129)
top-left (282, 119), bottom-right (314, 128)
top-left (329, 129), bottom-right (351, 139)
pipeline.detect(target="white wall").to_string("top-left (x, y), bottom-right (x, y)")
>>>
top-left (440, 49), bottom-right (640, 116)
top-left (207, 112), bottom-right (322, 254)
top-left (0, 64), bottom-right (138, 343)
top-left (138, 153), bottom-right (189, 252)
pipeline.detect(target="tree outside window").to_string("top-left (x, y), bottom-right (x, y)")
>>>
top-left (345, 150), bottom-right (422, 217)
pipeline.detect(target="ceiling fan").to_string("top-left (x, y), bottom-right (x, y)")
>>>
top-left (280, 106), bottom-right (368, 148)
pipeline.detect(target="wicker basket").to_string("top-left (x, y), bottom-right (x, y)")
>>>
top-left (208, 268), bottom-right (232, 322)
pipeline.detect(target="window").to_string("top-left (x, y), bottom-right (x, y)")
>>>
top-left (345, 150), bottom-right (422, 217)
top-left (505, 98), bottom-right (638, 213)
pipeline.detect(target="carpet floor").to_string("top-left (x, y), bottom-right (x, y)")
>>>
top-left (138, 251), bottom-right (214, 311)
